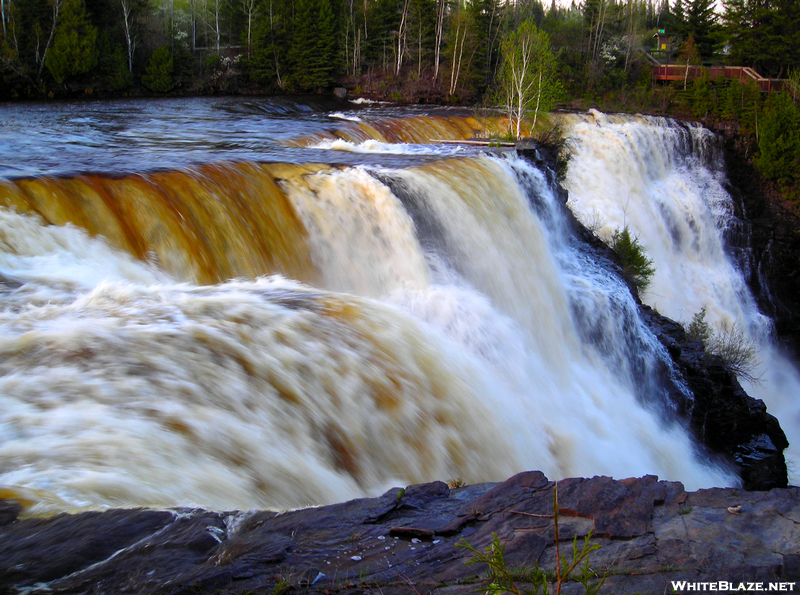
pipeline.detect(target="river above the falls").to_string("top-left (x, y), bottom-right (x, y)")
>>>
top-left (1, 96), bottom-right (487, 178)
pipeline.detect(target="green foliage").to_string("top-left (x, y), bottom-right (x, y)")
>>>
top-left (45, 0), bottom-right (98, 83)
top-left (756, 92), bottom-right (800, 187)
top-left (680, 0), bottom-right (718, 59)
top-left (707, 320), bottom-right (761, 383)
top-left (142, 46), bottom-right (173, 93)
top-left (99, 43), bottom-right (133, 90)
top-left (685, 309), bottom-right (760, 382)
top-left (738, 80), bottom-right (762, 136)
top-left (457, 484), bottom-right (605, 595)
top-left (534, 122), bottom-right (570, 181)
top-left (290, 0), bottom-right (337, 90)
top-left (458, 534), bottom-right (527, 595)
top-left (720, 79), bottom-right (743, 121)
top-left (722, 0), bottom-right (800, 79)
top-left (610, 226), bottom-right (656, 293)
top-left (494, 19), bottom-right (562, 139)
top-left (686, 308), bottom-right (712, 345)
top-left (691, 68), bottom-right (714, 118)
top-left (272, 577), bottom-right (293, 595)
top-left (676, 35), bottom-right (701, 91)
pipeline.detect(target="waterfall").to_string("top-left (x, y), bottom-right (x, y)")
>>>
top-left (0, 140), bottom-right (739, 514)
top-left (563, 111), bottom-right (800, 482)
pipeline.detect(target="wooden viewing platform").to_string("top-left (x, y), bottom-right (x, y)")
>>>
top-left (652, 64), bottom-right (791, 92)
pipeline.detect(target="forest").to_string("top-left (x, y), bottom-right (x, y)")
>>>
top-left (1, 0), bottom-right (800, 191)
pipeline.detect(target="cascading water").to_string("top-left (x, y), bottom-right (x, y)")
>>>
top-left (0, 102), bottom-right (755, 514)
top-left (563, 110), bottom-right (800, 482)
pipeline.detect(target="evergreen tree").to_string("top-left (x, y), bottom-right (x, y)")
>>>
top-left (691, 67), bottom-right (714, 117)
top-left (720, 78), bottom-right (743, 120)
top-left (683, 0), bottom-right (715, 58)
top-left (246, 0), bottom-right (290, 88)
top-left (756, 91), bottom-right (800, 185)
top-left (291, 0), bottom-right (337, 90)
top-left (98, 33), bottom-right (133, 88)
top-left (739, 78), bottom-right (761, 135)
top-left (722, 0), bottom-right (800, 77)
top-left (407, 0), bottom-right (436, 77)
top-left (141, 44), bottom-right (173, 91)
top-left (46, 0), bottom-right (98, 83)
top-left (363, 0), bottom-right (400, 70)
top-left (668, 0), bottom-right (686, 40)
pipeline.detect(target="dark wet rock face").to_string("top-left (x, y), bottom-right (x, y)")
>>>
top-left (2, 473), bottom-right (799, 594)
top-left (640, 305), bottom-right (789, 491)
top-left (721, 135), bottom-right (800, 361)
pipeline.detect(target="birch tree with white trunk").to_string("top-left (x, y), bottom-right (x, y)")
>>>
top-left (120, 0), bottom-right (136, 71)
top-left (494, 18), bottom-right (560, 139)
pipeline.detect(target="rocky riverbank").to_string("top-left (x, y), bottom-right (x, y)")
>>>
top-left (2, 471), bottom-right (799, 594)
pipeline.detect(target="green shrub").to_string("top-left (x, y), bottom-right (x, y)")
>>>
top-left (610, 226), bottom-right (655, 293)
top-left (691, 69), bottom-right (715, 119)
top-left (686, 308), bottom-right (712, 345)
top-left (457, 484), bottom-right (605, 595)
top-left (707, 320), bottom-right (760, 383)
top-left (142, 46), bottom-right (174, 93)
top-left (685, 309), bottom-right (760, 383)
top-left (756, 92), bottom-right (800, 187)
top-left (102, 45), bottom-right (133, 90)
top-left (45, 0), bottom-right (98, 83)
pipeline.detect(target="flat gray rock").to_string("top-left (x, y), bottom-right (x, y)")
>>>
top-left (1, 472), bottom-right (798, 594)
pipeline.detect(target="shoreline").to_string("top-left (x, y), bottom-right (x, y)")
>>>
top-left (2, 471), bottom-right (798, 594)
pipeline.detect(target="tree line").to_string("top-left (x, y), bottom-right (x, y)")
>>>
top-left (1, 0), bottom-right (799, 191)
top-left (1, 0), bottom-right (798, 98)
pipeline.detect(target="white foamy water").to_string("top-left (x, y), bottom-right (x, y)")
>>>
top-left (329, 112), bottom-right (363, 122)
top-left (563, 112), bottom-right (800, 482)
top-left (0, 147), bottom-right (738, 514)
top-left (310, 138), bottom-right (464, 156)
top-left (0, 227), bottom-right (519, 511)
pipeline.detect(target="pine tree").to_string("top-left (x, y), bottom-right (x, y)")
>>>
top-left (45, 0), bottom-right (98, 83)
top-left (756, 91), bottom-right (800, 186)
top-left (142, 45), bottom-right (173, 92)
top-left (720, 78), bottom-right (743, 120)
top-left (691, 67), bottom-right (714, 117)
top-left (739, 78), bottom-right (761, 136)
top-left (683, 0), bottom-right (716, 58)
top-left (291, 0), bottom-right (337, 90)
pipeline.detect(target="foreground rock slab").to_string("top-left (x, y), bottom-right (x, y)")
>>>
top-left (1, 472), bottom-right (799, 594)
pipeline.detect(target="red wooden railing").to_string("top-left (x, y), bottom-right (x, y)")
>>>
top-left (652, 64), bottom-right (790, 92)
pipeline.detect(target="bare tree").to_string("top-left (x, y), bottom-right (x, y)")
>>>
top-left (199, 0), bottom-right (222, 52)
top-left (35, 0), bottom-right (65, 82)
top-left (395, 0), bottom-right (410, 74)
top-left (120, 0), bottom-right (136, 71)
top-left (495, 19), bottom-right (559, 138)
top-left (189, 0), bottom-right (197, 53)
top-left (448, 9), bottom-right (467, 95)
top-left (1, 0), bottom-right (7, 38)
top-left (433, 0), bottom-right (446, 80)
top-left (241, 0), bottom-right (258, 55)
